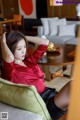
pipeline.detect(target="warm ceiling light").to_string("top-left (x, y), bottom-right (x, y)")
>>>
top-left (76, 4), bottom-right (80, 19)
top-left (50, 0), bottom-right (63, 6)
top-left (50, 0), bottom-right (53, 6)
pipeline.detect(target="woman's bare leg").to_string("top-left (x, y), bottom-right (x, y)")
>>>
top-left (53, 81), bottom-right (71, 111)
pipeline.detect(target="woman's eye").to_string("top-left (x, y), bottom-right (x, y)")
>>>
top-left (17, 48), bottom-right (22, 50)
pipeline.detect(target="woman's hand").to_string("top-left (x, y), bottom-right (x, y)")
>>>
top-left (1, 32), bottom-right (14, 62)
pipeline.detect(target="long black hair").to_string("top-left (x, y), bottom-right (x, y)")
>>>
top-left (6, 31), bottom-right (28, 54)
top-left (0, 31), bottom-right (28, 72)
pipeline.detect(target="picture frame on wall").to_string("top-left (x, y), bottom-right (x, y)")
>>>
top-left (18, 0), bottom-right (37, 18)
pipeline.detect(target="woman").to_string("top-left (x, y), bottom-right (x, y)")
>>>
top-left (1, 31), bottom-right (71, 120)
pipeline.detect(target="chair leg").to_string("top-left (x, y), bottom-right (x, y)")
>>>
top-left (51, 69), bottom-right (63, 79)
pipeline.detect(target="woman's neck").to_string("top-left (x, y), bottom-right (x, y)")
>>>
top-left (14, 59), bottom-right (22, 64)
top-left (14, 59), bottom-right (27, 67)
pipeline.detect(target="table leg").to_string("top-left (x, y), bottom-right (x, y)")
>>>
top-left (41, 65), bottom-right (51, 81)
top-left (70, 64), bottom-right (74, 78)
top-left (41, 65), bottom-right (64, 81)
top-left (41, 65), bottom-right (73, 81)
top-left (62, 65), bottom-right (70, 78)
top-left (9, 22), bottom-right (13, 30)
top-left (51, 69), bottom-right (63, 79)
top-left (63, 65), bottom-right (73, 78)
top-left (0, 24), bottom-right (3, 35)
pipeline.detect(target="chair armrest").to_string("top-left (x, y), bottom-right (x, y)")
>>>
top-left (37, 26), bottom-right (44, 37)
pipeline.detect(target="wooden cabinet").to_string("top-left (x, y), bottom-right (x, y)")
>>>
top-left (1, 0), bottom-right (19, 19)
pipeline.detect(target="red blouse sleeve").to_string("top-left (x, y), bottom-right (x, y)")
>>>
top-left (2, 60), bottom-right (14, 79)
top-left (26, 45), bottom-right (48, 64)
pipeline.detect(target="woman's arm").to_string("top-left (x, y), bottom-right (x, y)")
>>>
top-left (1, 33), bottom-right (14, 63)
top-left (26, 36), bottom-right (49, 45)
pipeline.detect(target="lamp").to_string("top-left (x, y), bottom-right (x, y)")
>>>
top-left (50, 0), bottom-right (63, 17)
top-left (76, 4), bottom-right (80, 19)
top-left (50, 0), bottom-right (63, 6)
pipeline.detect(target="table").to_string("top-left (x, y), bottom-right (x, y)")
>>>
top-left (0, 19), bottom-right (19, 24)
top-left (0, 19), bottom-right (20, 35)
top-left (32, 26), bottom-right (38, 36)
top-left (38, 44), bottom-right (76, 81)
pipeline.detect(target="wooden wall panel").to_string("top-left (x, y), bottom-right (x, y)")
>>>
top-left (2, 0), bottom-right (19, 19)
top-left (68, 4), bottom-right (77, 18)
top-left (0, 0), bottom-right (3, 17)
top-left (47, 0), bottom-right (77, 18)
top-left (60, 5), bottom-right (69, 18)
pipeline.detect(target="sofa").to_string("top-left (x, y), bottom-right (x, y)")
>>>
top-left (37, 18), bottom-right (80, 45)
top-left (0, 75), bottom-right (42, 120)
top-left (0, 77), bottom-right (52, 120)
top-left (0, 102), bottom-right (42, 120)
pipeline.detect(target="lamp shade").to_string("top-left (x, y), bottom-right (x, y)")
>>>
top-left (76, 4), bottom-right (80, 17)
top-left (50, 0), bottom-right (63, 6)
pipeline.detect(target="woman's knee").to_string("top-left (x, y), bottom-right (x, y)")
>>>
top-left (53, 81), bottom-right (72, 110)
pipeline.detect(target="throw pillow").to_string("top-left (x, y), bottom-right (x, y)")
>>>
top-left (58, 24), bottom-right (75, 36)
top-left (56, 18), bottom-right (67, 25)
top-left (0, 78), bottom-right (52, 120)
top-left (48, 20), bottom-right (58, 36)
top-left (49, 18), bottom-right (67, 36)
top-left (37, 26), bottom-right (44, 37)
top-left (41, 17), bottom-right (58, 35)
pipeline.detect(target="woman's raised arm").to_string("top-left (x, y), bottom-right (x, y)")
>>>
top-left (1, 32), bottom-right (14, 63)
top-left (26, 36), bottom-right (49, 45)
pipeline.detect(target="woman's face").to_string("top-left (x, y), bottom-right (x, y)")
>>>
top-left (14, 39), bottom-right (27, 61)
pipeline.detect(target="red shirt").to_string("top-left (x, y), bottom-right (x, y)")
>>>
top-left (2, 45), bottom-right (48, 93)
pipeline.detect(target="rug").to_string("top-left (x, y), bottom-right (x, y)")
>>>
top-left (45, 65), bottom-right (72, 91)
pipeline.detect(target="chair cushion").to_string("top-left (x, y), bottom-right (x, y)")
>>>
top-left (0, 78), bottom-right (52, 120)
top-left (0, 102), bottom-right (42, 120)
top-left (65, 37), bottom-right (78, 45)
top-left (48, 19), bottom-right (58, 36)
top-left (49, 18), bottom-right (67, 36)
top-left (41, 17), bottom-right (58, 35)
top-left (58, 24), bottom-right (76, 36)
top-left (46, 35), bottom-right (74, 44)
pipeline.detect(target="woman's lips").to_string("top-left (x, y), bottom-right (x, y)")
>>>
top-left (22, 55), bottom-right (25, 57)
